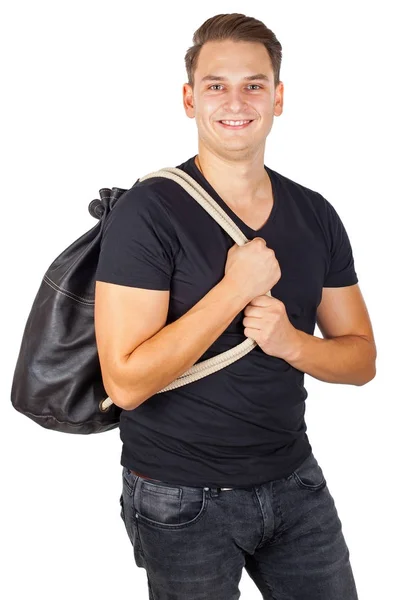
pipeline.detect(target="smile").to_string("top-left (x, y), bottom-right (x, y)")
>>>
top-left (217, 120), bottom-right (254, 129)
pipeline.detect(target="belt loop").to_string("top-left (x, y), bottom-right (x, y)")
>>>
top-left (209, 487), bottom-right (220, 498)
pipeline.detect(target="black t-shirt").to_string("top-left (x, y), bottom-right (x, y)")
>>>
top-left (95, 155), bottom-right (358, 488)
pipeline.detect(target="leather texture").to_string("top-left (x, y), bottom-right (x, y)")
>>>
top-left (10, 184), bottom-right (136, 434)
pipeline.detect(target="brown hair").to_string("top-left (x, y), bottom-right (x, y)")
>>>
top-left (184, 13), bottom-right (282, 89)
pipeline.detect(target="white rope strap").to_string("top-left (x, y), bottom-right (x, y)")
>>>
top-left (100, 167), bottom-right (271, 409)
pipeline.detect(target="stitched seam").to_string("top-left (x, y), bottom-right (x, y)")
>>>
top-left (43, 276), bottom-right (94, 305)
top-left (266, 481), bottom-right (287, 546)
top-left (253, 487), bottom-right (265, 549)
top-left (271, 481), bottom-right (285, 542)
top-left (17, 409), bottom-right (115, 427)
top-left (178, 488), bottom-right (182, 523)
top-left (135, 481), bottom-right (147, 559)
top-left (293, 472), bottom-right (326, 490)
top-left (44, 274), bottom-right (93, 302)
top-left (132, 478), bottom-right (146, 561)
top-left (135, 496), bottom-right (209, 530)
top-left (122, 473), bottom-right (135, 496)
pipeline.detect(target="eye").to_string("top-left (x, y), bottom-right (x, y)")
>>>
top-left (209, 84), bottom-right (262, 91)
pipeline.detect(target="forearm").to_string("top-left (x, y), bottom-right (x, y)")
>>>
top-left (120, 277), bottom-right (249, 409)
top-left (286, 330), bottom-right (377, 386)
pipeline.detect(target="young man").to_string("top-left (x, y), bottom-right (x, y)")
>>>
top-left (95, 13), bottom-right (375, 600)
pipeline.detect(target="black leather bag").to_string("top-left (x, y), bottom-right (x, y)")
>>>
top-left (10, 185), bottom-right (129, 434)
top-left (10, 167), bottom-right (263, 435)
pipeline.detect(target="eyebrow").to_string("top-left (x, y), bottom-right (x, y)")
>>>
top-left (201, 73), bottom-right (270, 83)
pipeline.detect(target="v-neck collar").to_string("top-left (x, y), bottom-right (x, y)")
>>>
top-left (190, 156), bottom-right (279, 237)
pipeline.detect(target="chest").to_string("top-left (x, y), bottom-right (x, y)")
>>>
top-left (169, 222), bottom-right (325, 334)
top-left (228, 197), bottom-right (274, 231)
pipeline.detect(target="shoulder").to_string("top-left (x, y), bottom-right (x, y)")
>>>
top-left (123, 171), bottom-right (186, 214)
top-left (268, 166), bottom-right (341, 235)
top-left (111, 173), bottom-right (179, 225)
top-left (268, 166), bottom-right (329, 209)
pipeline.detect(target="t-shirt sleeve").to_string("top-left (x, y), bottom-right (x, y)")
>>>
top-left (323, 198), bottom-right (358, 287)
top-left (95, 185), bottom-right (179, 290)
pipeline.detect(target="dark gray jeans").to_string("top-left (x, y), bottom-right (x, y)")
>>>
top-left (119, 451), bottom-right (358, 599)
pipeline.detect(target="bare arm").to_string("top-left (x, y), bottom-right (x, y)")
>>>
top-left (95, 277), bottom-right (250, 410)
top-left (286, 284), bottom-right (377, 385)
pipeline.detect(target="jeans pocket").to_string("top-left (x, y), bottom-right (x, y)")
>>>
top-left (120, 489), bottom-right (136, 547)
top-left (120, 468), bottom-right (140, 546)
top-left (292, 451), bottom-right (327, 491)
top-left (120, 474), bottom-right (146, 569)
top-left (135, 479), bottom-right (208, 530)
top-left (122, 467), bottom-right (137, 496)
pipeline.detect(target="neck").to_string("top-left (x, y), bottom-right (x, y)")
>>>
top-left (195, 147), bottom-right (270, 206)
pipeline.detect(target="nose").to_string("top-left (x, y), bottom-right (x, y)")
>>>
top-left (223, 88), bottom-right (249, 115)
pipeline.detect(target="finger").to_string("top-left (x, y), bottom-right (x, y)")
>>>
top-left (243, 316), bottom-right (262, 330)
top-left (244, 327), bottom-right (259, 341)
top-left (252, 236), bottom-right (267, 245)
top-left (250, 295), bottom-right (274, 307)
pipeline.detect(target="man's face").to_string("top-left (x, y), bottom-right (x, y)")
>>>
top-left (183, 39), bottom-right (283, 160)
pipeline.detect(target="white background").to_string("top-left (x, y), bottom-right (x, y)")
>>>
top-left (2, 1), bottom-right (398, 599)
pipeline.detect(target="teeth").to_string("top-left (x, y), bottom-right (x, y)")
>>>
top-left (221, 120), bottom-right (251, 126)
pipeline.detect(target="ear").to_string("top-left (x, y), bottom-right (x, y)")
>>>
top-left (274, 81), bottom-right (284, 117)
top-left (183, 83), bottom-right (196, 119)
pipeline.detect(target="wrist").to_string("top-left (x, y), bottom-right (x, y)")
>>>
top-left (284, 328), bottom-right (307, 364)
top-left (221, 275), bottom-right (252, 308)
